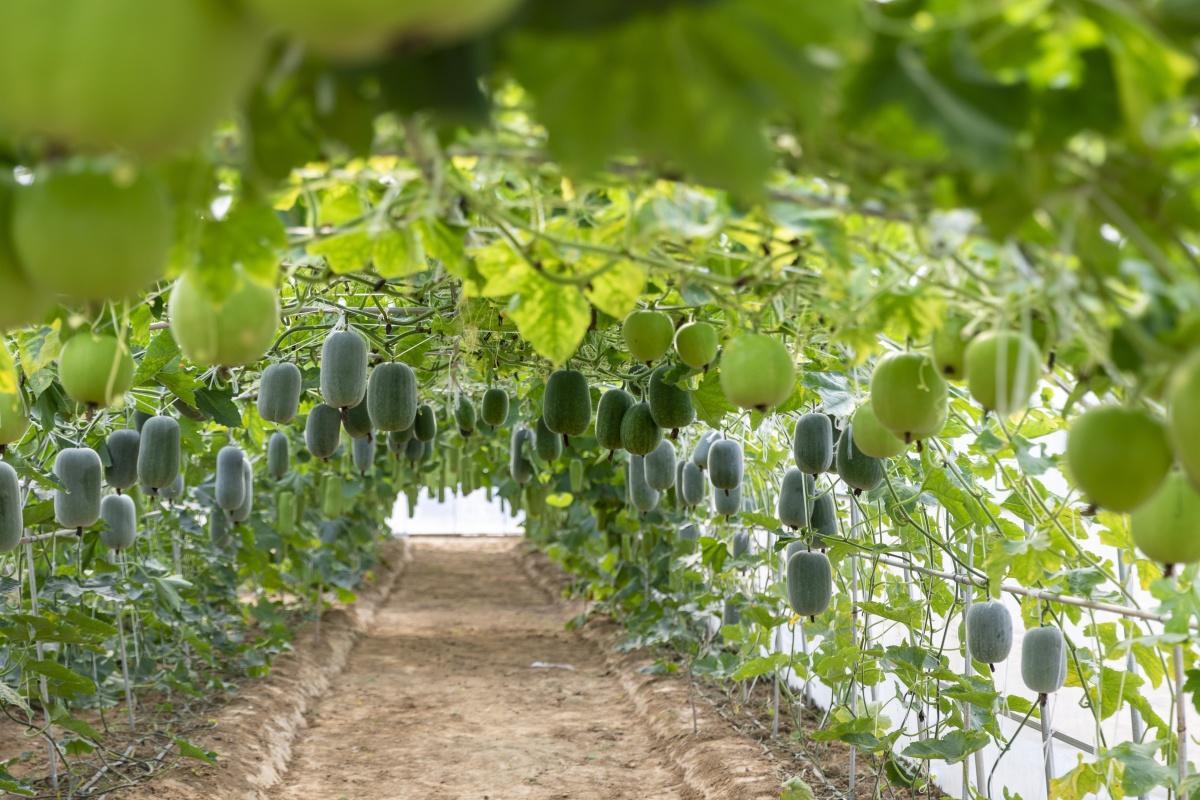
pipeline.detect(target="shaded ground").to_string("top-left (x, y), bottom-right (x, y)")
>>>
top-left (267, 537), bottom-right (694, 800)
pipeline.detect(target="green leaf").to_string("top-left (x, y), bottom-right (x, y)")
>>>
top-left (692, 370), bottom-right (734, 428)
top-left (731, 652), bottom-right (789, 681)
top-left (175, 737), bottom-right (217, 764)
top-left (506, 274), bottom-right (591, 366)
top-left (1108, 740), bottom-right (1173, 795)
top-left (133, 331), bottom-right (180, 385)
top-left (24, 660), bottom-right (96, 698)
top-left (584, 259), bottom-right (645, 320)
top-left (373, 227), bottom-right (426, 279)
top-left (195, 387), bottom-right (243, 429)
top-left (308, 230), bottom-right (373, 275)
top-left (902, 730), bottom-right (989, 763)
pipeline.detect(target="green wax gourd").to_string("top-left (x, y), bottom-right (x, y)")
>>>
top-left (543, 369), bottom-right (591, 436)
top-left (481, 387), bottom-right (509, 427)
top-left (105, 428), bottom-right (140, 490)
top-left (277, 491), bottom-right (296, 537)
top-left (306, 403), bottom-right (342, 460)
top-left (230, 460), bottom-right (254, 523)
top-left (55, 447), bottom-right (102, 528)
top-left (644, 439), bottom-right (676, 491)
top-left (707, 439), bottom-right (742, 490)
top-left (647, 366), bottom-right (695, 430)
top-left (137, 415), bottom-right (180, 491)
top-left (793, 412), bottom-right (833, 474)
top-left (0, 461), bottom-right (21, 552)
top-left (777, 468), bottom-right (814, 530)
top-left (510, 427), bottom-right (534, 485)
top-left (100, 493), bottom-right (136, 550)
top-left (628, 455), bottom-right (659, 513)
top-left (413, 403), bottom-right (437, 441)
top-left (620, 401), bottom-right (661, 456)
top-left (352, 434), bottom-right (376, 475)
top-left (835, 426), bottom-right (884, 494)
top-left (320, 329), bottom-right (368, 409)
top-left (367, 362), bottom-right (418, 432)
top-left (966, 600), bottom-right (1013, 666)
top-left (267, 432), bottom-right (289, 479)
top-left (680, 461), bottom-right (705, 506)
top-left (258, 362), bottom-right (302, 424)
top-left (215, 446), bottom-right (247, 511)
top-left (534, 416), bottom-right (562, 462)
top-left (1021, 626), bottom-right (1067, 694)
top-left (595, 388), bottom-right (634, 451)
top-left (786, 550), bottom-right (832, 616)
top-left (712, 484), bottom-right (740, 517)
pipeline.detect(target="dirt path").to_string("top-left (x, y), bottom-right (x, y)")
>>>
top-left (267, 536), bottom-right (694, 800)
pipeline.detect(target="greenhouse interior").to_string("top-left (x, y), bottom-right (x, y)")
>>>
top-left (0, 2), bottom-right (1198, 799)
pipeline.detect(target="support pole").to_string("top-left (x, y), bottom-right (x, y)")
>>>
top-left (1039, 693), bottom-right (1055, 795)
top-left (1175, 643), bottom-right (1188, 787)
top-left (1117, 554), bottom-right (1147, 800)
top-left (848, 500), bottom-right (860, 800)
top-left (25, 540), bottom-right (57, 790)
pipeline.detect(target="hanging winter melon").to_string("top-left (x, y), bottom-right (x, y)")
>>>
top-left (793, 412), bottom-right (833, 474)
top-left (535, 417), bottom-right (562, 462)
top-left (1131, 472), bottom-right (1200, 566)
top-left (1168, 351), bottom-right (1200, 490)
top-left (367, 362), bottom-right (417, 433)
top-left (343, 399), bottom-right (373, 440)
top-left (510, 427), bottom-right (534, 485)
top-left (645, 439), bottom-right (677, 491)
top-left (810, 491), bottom-right (838, 542)
top-left (932, 317), bottom-right (972, 380)
top-left (680, 461), bottom-right (706, 507)
top-left (481, 387), bottom-right (509, 427)
top-left (306, 404), bottom-right (342, 460)
top-left (786, 550), bottom-right (832, 617)
top-left (0, 462), bottom-right (21, 552)
top-left (777, 468), bottom-right (815, 530)
top-left (137, 416), bottom-right (180, 491)
top-left (723, 599), bottom-right (741, 627)
top-left (1065, 406), bottom-right (1171, 512)
top-left (569, 458), bottom-right (584, 492)
top-left (277, 491), bottom-right (296, 537)
top-left (719, 334), bottom-right (795, 411)
top-left (55, 447), bottom-right (102, 529)
top-left (352, 435), bottom-right (376, 475)
top-left (160, 472), bottom-right (185, 501)
top-left (100, 494), bottom-right (137, 550)
top-left (692, 430), bottom-right (719, 469)
top-left (320, 330), bottom-right (368, 409)
top-left (14, 165), bottom-right (171, 303)
top-left (647, 367), bottom-right (695, 431)
top-left (414, 404), bottom-right (438, 442)
top-left (455, 395), bottom-right (477, 435)
top-left (596, 388), bottom-right (634, 451)
top-left (230, 460), bottom-right (254, 523)
top-left (707, 439), bottom-right (743, 491)
top-left (105, 429), bottom-right (140, 491)
top-left (674, 321), bottom-right (719, 369)
top-left (966, 600), bottom-right (1013, 667)
top-left (965, 331), bottom-right (1042, 415)
top-left (869, 352), bottom-right (948, 443)
top-left (849, 403), bottom-right (904, 459)
top-left (267, 431), bottom-right (289, 479)
top-left (622, 310), bottom-right (674, 363)
top-left (258, 362), bottom-right (302, 424)
top-left (59, 333), bottom-right (134, 408)
top-left (732, 531), bottom-right (751, 558)
top-left (215, 446), bottom-right (247, 511)
top-left (712, 484), bottom-right (741, 517)
top-left (1021, 626), bottom-right (1067, 695)
top-left (835, 427), bottom-right (883, 494)
top-left (678, 523), bottom-right (700, 544)
top-left (620, 401), bottom-right (662, 456)
top-left (169, 269), bottom-right (280, 367)
top-left (543, 369), bottom-right (591, 436)
top-left (628, 455), bottom-right (659, 513)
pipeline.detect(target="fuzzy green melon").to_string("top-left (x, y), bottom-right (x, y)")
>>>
top-left (510, 427), bottom-right (534, 485)
top-left (793, 412), bottom-right (833, 474)
top-left (569, 458), bottom-right (584, 492)
top-left (647, 366), bottom-right (695, 431)
top-left (137, 416), bottom-right (180, 491)
top-left (215, 446), bottom-right (247, 512)
top-left (678, 523), bottom-right (700, 544)
top-left (481, 387), bottom-right (509, 427)
top-left (674, 321), bottom-right (719, 369)
top-left (414, 404), bottom-right (437, 442)
top-left (245, 0), bottom-right (519, 60)
top-left (932, 317), bottom-right (972, 380)
top-left (786, 550), bottom-right (832, 617)
top-left (1132, 472), bottom-right (1200, 565)
top-left (0, 0), bottom-right (263, 156)
top-left (59, 333), bottom-right (134, 408)
top-left (404, 435), bottom-right (426, 463)
top-left (1021, 626), bottom-right (1067, 694)
top-left (620, 401), bottom-right (662, 456)
top-left (849, 403), bottom-right (905, 459)
top-left (170, 270), bottom-right (280, 367)
top-left (732, 531), bottom-right (751, 559)
top-left (1168, 351), bottom-right (1200, 490)
top-left (14, 166), bottom-right (171, 303)
top-left (258, 362), bottom-right (302, 424)
top-left (104, 429), bottom-right (140, 491)
top-left (534, 417), bottom-right (562, 462)
top-left (210, 505), bottom-right (233, 550)
top-left (622, 310), bottom-right (674, 363)
top-left (276, 491), bottom-right (296, 537)
top-left (707, 439), bottom-right (743, 491)
top-left (320, 330), bottom-right (368, 409)
top-left (1066, 406), bottom-right (1171, 512)
top-left (719, 334), bottom-right (795, 411)
top-left (869, 352), bottom-right (948, 443)
top-left (267, 432), bottom-right (289, 480)
top-left (966, 600), bottom-right (1013, 666)
top-left (352, 435), bottom-right (376, 475)
top-left (777, 468), bottom-right (815, 530)
top-left (596, 388), bottom-right (634, 451)
top-left (723, 599), bottom-right (741, 627)
top-left (230, 460), bottom-right (254, 523)
top-left (810, 492), bottom-right (838, 542)
top-left (680, 461), bottom-right (706, 507)
top-left (55, 447), bottom-right (102, 529)
top-left (965, 331), bottom-right (1042, 415)
top-left (160, 472), bottom-right (185, 501)
top-left (836, 427), bottom-right (884, 494)
top-left (342, 399), bottom-right (373, 440)
top-left (628, 455), bottom-right (660, 513)
top-left (543, 370), bottom-right (591, 437)
top-left (0, 462), bottom-right (21, 552)
top-left (712, 484), bottom-right (741, 517)
top-left (367, 363), bottom-right (417, 432)
top-left (306, 404), bottom-right (342, 460)
top-left (100, 494), bottom-right (137, 550)
top-left (692, 430), bottom-right (719, 469)
top-left (644, 439), bottom-right (676, 491)
top-left (455, 395), bottom-right (477, 435)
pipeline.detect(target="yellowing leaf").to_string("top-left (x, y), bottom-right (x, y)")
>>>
top-left (308, 231), bottom-right (372, 274)
top-left (584, 259), bottom-right (645, 319)
top-left (373, 227), bottom-right (426, 279)
top-left (508, 274), bottom-right (590, 366)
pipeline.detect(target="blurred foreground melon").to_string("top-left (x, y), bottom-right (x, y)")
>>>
top-left (170, 270), bottom-right (280, 367)
top-left (1132, 472), bottom-right (1200, 567)
top-left (719, 334), bottom-right (795, 411)
top-left (59, 333), bottom-right (134, 408)
top-left (1065, 406), bottom-right (1171, 512)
